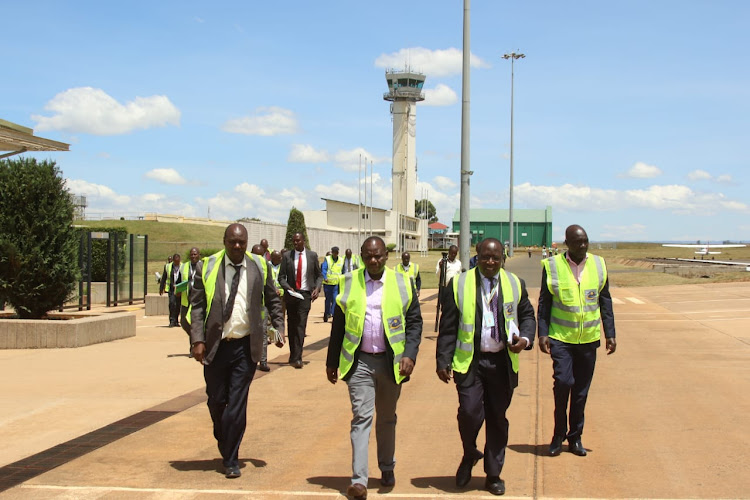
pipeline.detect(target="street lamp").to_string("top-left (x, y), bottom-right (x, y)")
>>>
top-left (502, 51), bottom-right (524, 257)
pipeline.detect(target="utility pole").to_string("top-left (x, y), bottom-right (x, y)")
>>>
top-left (502, 51), bottom-right (524, 257)
top-left (459, 0), bottom-right (472, 266)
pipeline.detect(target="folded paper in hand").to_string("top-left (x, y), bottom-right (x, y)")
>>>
top-left (267, 326), bottom-right (284, 346)
top-left (507, 319), bottom-right (519, 342)
top-left (175, 280), bottom-right (189, 294)
top-left (287, 290), bottom-right (304, 300)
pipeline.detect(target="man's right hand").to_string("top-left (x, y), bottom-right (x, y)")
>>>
top-left (159, 290), bottom-right (164, 296)
top-left (191, 342), bottom-right (206, 363)
top-left (326, 366), bottom-right (338, 384)
top-left (437, 367), bottom-right (452, 384)
top-left (538, 336), bottom-right (551, 354)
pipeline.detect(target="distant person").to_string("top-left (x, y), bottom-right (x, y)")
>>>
top-left (342, 248), bottom-right (360, 273)
top-left (321, 246), bottom-right (344, 322)
top-left (326, 236), bottom-right (423, 500)
top-left (468, 241), bottom-right (482, 269)
top-left (395, 251), bottom-right (421, 297)
top-left (189, 223), bottom-right (283, 478)
top-left (260, 239), bottom-right (273, 261)
top-left (541, 246), bottom-right (547, 259)
top-left (537, 225), bottom-right (616, 457)
top-left (437, 238), bottom-right (536, 496)
top-left (160, 253), bottom-right (184, 327)
top-left (279, 232), bottom-right (323, 368)
top-left (270, 250), bottom-right (286, 329)
top-left (251, 244), bottom-right (271, 372)
top-left (180, 247), bottom-right (201, 344)
top-left (527, 247), bottom-right (532, 258)
top-left (437, 245), bottom-right (462, 285)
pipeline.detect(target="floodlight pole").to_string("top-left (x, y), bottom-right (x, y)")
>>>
top-left (459, 0), bottom-right (472, 267)
top-left (502, 51), bottom-right (524, 257)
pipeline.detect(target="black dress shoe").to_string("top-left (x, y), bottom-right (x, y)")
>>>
top-left (293, 360), bottom-right (303, 369)
top-left (380, 469), bottom-right (395, 487)
top-left (456, 451), bottom-right (483, 487)
top-left (569, 439), bottom-right (587, 456)
top-left (485, 476), bottom-right (505, 496)
top-left (323, 314), bottom-right (329, 322)
top-left (549, 435), bottom-right (564, 456)
top-left (258, 362), bottom-right (270, 372)
top-left (225, 465), bottom-right (241, 478)
top-left (346, 482), bottom-right (367, 500)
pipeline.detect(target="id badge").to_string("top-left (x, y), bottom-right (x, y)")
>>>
top-left (483, 308), bottom-right (495, 327)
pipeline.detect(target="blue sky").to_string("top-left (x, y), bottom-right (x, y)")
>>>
top-left (3, 1), bottom-right (748, 242)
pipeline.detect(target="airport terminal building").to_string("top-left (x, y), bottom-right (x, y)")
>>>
top-left (452, 206), bottom-right (553, 248)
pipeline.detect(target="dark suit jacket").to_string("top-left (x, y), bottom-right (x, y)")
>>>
top-left (278, 249), bottom-right (323, 294)
top-left (436, 268), bottom-right (536, 388)
top-left (189, 252), bottom-right (284, 365)
top-left (326, 271), bottom-right (423, 383)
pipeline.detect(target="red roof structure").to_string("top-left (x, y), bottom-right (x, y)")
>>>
top-left (429, 222), bottom-right (448, 230)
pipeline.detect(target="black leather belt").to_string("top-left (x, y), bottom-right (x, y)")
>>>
top-left (361, 351), bottom-right (386, 357)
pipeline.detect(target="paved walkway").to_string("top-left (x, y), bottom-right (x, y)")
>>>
top-left (1, 258), bottom-right (749, 498)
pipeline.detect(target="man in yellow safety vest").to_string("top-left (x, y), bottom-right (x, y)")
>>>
top-left (326, 236), bottom-right (423, 500)
top-left (437, 238), bottom-right (536, 496)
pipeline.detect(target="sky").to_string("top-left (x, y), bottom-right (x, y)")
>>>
top-left (3, 1), bottom-right (749, 242)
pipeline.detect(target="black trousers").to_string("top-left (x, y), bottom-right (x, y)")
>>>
top-left (285, 290), bottom-right (311, 364)
top-left (456, 351), bottom-right (513, 478)
top-left (549, 338), bottom-right (598, 442)
top-left (167, 291), bottom-right (180, 326)
top-left (204, 336), bottom-right (257, 468)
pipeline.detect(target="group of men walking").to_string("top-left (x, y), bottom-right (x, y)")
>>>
top-left (166, 222), bottom-right (616, 499)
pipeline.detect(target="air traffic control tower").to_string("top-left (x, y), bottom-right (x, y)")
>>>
top-left (384, 70), bottom-right (425, 218)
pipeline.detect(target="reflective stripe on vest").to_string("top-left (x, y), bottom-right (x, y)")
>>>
top-left (323, 255), bottom-right (345, 285)
top-left (271, 264), bottom-right (284, 295)
top-left (543, 253), bottom-right (606, 344)
top-left (452, 269), bottom-right (522, 374)
top-left (336, 267), bottom-right (412, 384)
top-left (179, 262), bottom-right (192, 307)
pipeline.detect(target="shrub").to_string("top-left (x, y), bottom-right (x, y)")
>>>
top-left (284, 207), bottom-right (310, 250)
top-left (0, 158), bottom-right (79, 318)
top-left (74, 226), bottom-right (128, 281)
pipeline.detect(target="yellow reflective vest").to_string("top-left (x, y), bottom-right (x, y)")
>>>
top-left (186, 250), bottom-right (268, 327)
top-left (271, 263), bottom-right (284, 296)
top-left (323, 255), bottom-right (344, 286)
top-left (452, 268), bottom-right (522, 374)
top-left (542, 253), bottom-right (607, 344)
top-left (163, 261), bottom-right (187, 293)
top-left (336, 267), bottom-right (413, 383)
top-left (180, 262), bottom-right (196, 307)
top-left (395, 262), bottom-right (419, 289)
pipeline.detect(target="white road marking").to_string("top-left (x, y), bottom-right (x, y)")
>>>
top-left (625, 297), bottom-right (645, 304)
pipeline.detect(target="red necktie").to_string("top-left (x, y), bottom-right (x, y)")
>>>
top-left (296, 252), bottom-right (303, 290)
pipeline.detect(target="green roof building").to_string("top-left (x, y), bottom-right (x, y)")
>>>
top-left (452, 206), bottom-right (552, 248)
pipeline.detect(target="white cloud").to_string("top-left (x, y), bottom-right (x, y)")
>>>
top-left (288, 144), bottom-right (330, 163)
top-left (65, 179), bottom-right (131, 205)
top-left (621, 161), bottom-right (662, 179)
top-left (333, 148), bottom-right (389, 172)
top-left (221, 106), bottom-right (299, 136)
top-left (64, 179), bottom-right (196, 217)
top-left (234, 182), bottom-right (266, 198)
top-left (716, 174), bottom-right (733, 183)
top-left (144, 168), bottom-right (188, 185)
top-left (316, 172), bottom-right (391, 208)
top-left (33, 87), bottom-right (180, 135)
top-left (421, 84), bottom-right (458, 107)
top-left (687, 169), bottom-right (712, 181)
top-left (433, 175), bottom-right (457, 191)
top-left (600, 224), bottom-right (647, 240)
top-left (374, 47), bottom-right (491, 77)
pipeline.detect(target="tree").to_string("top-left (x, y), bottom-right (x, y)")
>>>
top-left (415, 199), bottom-right (438, 223)
top-left (284, 207), bottom-right (310, 250)
top-left (0, 158), bottom-right (79, 318)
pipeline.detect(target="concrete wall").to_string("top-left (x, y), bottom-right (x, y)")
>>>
top-left (145, 295), bottom-right (170, 316)
top-left (0, 312), bottom-right (136, 349)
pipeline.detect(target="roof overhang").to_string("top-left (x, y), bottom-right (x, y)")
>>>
top-left (0, 119), bottom-right (69, 159)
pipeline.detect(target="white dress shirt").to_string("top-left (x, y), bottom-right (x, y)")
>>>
top-left (294, 249), bottom-right (309, 291)
top-left (222, 254), bottom-right (250, 339)
top-left (480, 273), bottom-right (505, 352)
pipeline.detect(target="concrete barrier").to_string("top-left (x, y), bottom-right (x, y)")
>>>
top-left (0, 311), bottom-right (136, 349)
top-left (145, 295), bottom-right (169, 316)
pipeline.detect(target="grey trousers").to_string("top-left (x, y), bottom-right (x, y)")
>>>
top-left (346, 352), bottom-right (402, 486)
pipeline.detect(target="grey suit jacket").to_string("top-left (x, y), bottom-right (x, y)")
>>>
top-left (189, 251), bottom-right (284, 365)
top-left (278, 249), bottom-right (323, 294)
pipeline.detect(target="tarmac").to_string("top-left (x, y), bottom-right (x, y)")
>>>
top-left (1, 255), bottom-right (749, 499)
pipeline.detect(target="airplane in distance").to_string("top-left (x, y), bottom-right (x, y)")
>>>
top-left (662, 243), bottom-right (746, 258)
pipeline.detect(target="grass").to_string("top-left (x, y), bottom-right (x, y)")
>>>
top-left (73, 220), bottom-right (750, 291)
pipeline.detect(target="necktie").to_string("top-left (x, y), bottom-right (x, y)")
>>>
top-left (223, 264), bottom-right (242, 323)
top-left (489, 277), bottom-right (500, 342)
top-left (296, 252), bottom-right (303, 290)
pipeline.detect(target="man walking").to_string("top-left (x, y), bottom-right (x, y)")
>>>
top-left (437, 238), bottom-right (536, 495)
top-left (326, 236), bottom-right (423, 500)
top-left (395, 251), bottom-right (421, 297)
top-left (279, 232), bottom-right (322, 368)
top-left (538, 224), bottom-right (616, 457)
top-left (189, 224), bottom-right (284, 478)
top-left (321, 246), bottom-right (344, 322)
top-left (180, 247), bottom-right (201, 339)
top-left (160, 253), bottom-right (184, 327)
